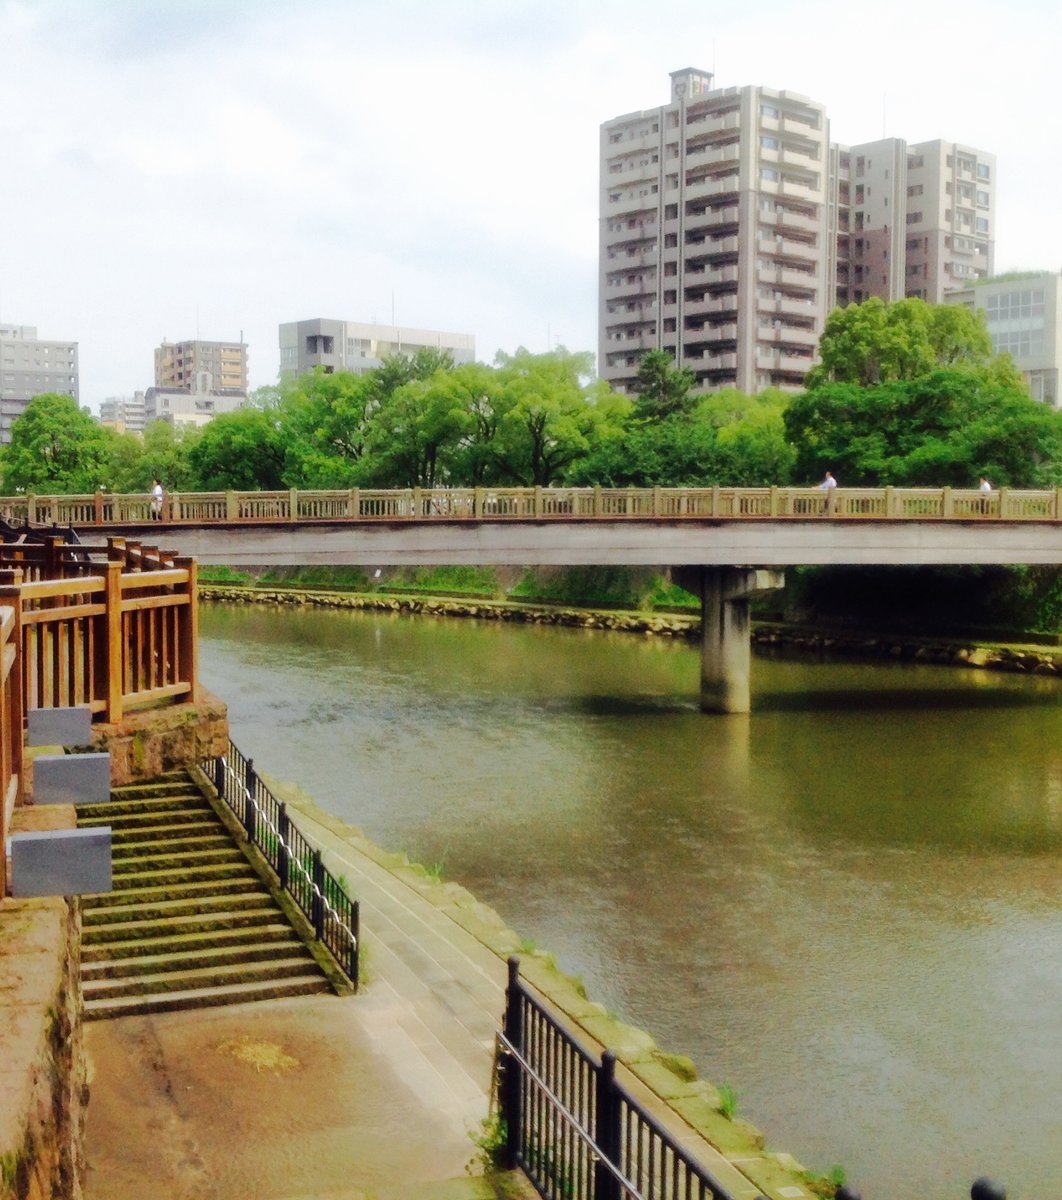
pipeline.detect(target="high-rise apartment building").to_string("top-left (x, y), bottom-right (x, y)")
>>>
top-left (835, 138), bottom-right (995, 307)
top-left (0, 324), bottom-right (79, 443)
top-left (600, 71), bottom-right (996, 394)
top-left (948, 273), bottom-right (1061, 406)
top-left (600, 68), bottom-right (830, 395)
top-left (279, 318), bottom-right (475, 378)
top-left (154, 339), bottom-right (248, 396)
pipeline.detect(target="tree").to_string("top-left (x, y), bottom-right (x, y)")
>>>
top-left (493, 348), bottom-right (625, 486)
top-left (631, 350), bottom-right (697, 421)
top-left (806, 297), bottom-right (994, 388)
top-left (784, 369), bottom-right (1062, 487)
top-left (361, 372), bottom-right (468, 488)
top-left (1, 393), bottom-right (114, 493)
top-left (185, 408), bottom-right (287, 490)
top-left (278, 371), bottom-right (375, 486)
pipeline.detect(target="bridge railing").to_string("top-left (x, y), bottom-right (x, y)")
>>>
top-left (0, 601), bottom-right (24, 896)
top-left (8, 485), bottom-right (1062, 525)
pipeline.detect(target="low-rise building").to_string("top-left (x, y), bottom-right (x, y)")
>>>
top-left (144, 377), bottom-right (246, 429)
top-left (99, 392), bottom-right (148, 435)
top-left (279, 318), bottom-right (475, 378)
top-left (948, 272), bottom-right (1062, 406)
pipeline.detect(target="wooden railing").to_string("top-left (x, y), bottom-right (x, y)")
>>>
top-left (0, 537), bottom-right (198, 725)
top-left (2, 486), bottom-right (1060, 524)
top-left (0, 601), bottom-right (24, 896)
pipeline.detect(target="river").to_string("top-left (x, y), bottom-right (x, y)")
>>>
top-left (198, 601), bottom-right (1062, 1199)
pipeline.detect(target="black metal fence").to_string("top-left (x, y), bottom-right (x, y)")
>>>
top-left (500, 959), bottom-right (1014, 1200)
top-left (500, 957), bottom-right (740, 1200)
top-left (204, 740), bottom-right (359, 987)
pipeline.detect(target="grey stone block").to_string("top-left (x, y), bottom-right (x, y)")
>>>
top-left (10, 826), bottom-right (112, 896)
top-left (33, 753), bottom-right (111, 805)
top-left (27, 705), bottom-right (94, 747)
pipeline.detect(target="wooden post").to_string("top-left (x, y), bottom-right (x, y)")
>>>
top-left (175, 556), bottom-right (198, 703)
top-left (103, 559), bottom-right (123, 722)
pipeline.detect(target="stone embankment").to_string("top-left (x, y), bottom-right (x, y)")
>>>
top-left (201, 584), bottom-right (1062, 675)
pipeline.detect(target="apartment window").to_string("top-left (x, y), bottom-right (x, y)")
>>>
top-left (761, 136), bottom-right (779, 149)
top-left (908, 184), bottom-right (923, 196)
top-left (976, 190), bottom-right (990, 208)
top-left (906, 211), bottom-right (923, 224)
top-left (609, 132), bottom-right (622, 144)
top-left (908, 155), bottom-right (924, 169)
top-left (977, 163), bottom-right (990, 179)
top-left (761, 167), bottom-right (779, 181)
top-left (762, 104), bottom-right (779, 118)
top-left (976, 217), bottom-right (989, 232)
top-left (665, 204), bottom-right (678, 219)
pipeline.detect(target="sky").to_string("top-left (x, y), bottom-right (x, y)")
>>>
top-left (2, 0), bottom-right (1060, 411)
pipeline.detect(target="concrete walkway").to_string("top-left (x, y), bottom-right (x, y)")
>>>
top-left (83, 799), bottom-right (516, 1200)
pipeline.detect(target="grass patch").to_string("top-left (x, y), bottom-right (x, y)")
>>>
top-left (718, 1082), bottom-right (738, 1120)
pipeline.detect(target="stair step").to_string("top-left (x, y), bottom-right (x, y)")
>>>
top-left (80, 811), bottom-right (217, 834)
top-left (82, 922), bottom-right (301, 962)
top-left (82, 906), bottom-right (284, 944)
top-left (111, 847), bottom-right (246, 872)
top-left (82, 974), bottom-right (332, 1020)
top-left (77, 793), bottom-right (210, 818)
top-left (84, 940), bottom-right (309, 979)
top-left (105, 861), bottom-right (257, 890)
top-left (81, 891), bottom-right (271, 927)
top-left (110, 830), bottom-right (234, 853)
top-left (83, 956), bottom-right (325, 1000)
top-left (81, 876), bottom-right (264, 909)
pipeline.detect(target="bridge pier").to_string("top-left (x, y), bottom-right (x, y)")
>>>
top-left (676, 567), bottom-right (785, 714)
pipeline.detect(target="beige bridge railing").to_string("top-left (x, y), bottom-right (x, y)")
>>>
top-left (3, 485), bottom-right (1061, 524)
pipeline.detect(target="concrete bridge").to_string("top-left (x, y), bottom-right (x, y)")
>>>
top-left (9, 485), bottom-right (1062, 714)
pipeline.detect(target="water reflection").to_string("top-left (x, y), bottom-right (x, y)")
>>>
top-left (199, 604), bottom-right (1062, 1199)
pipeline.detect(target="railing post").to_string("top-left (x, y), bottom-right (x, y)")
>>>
top-left (289, 488), bottom-right (299, 520)
top-left (226, 491), bottom-right (239, 521)
top-left (884, 485), bottom-right (895, 517)
top-left (997, 485), bottom-right (1008, 518)
top-left (412, 488), bottom-right (422, 518)
top-left (243, 757), bottom-right (257, 842)
top-left (711, 485), bottom-right (720, 517)
top-left (474, 487), bottom-right (483, 518)
top-left (175, 556), bottom-right (198, 704)
top-left (170, 491), bottom-right (181, 522)
top-left (533, 487), bottom-right (543, 517)
top-left (942, 486), bottom-right (953, 519)
top-left (277, 802), bottom-right (290, 890)
top-left (94, 491), bottom-right (104, 525)
top-left (28, 495), bottom-right (38, 524)
top-left (501, 957), bottom-right (524, 1171)
top-left (594, 1050), bottom-right (622, 1200)
top-left (769, 485), bottom-right (778, 517)
top-left (350, 900), bottom-right (360, 990)
top-left (593, 486), bottom-right (602, 518)
top-left (1055, 487), bottom-right (1062, 521)
top-left (311, 849), bottom-right (325, 938)
top-left (103, 559), bottom-right (123, 721)
top-left (212, 753), bottom-right (225, 801)
top-left (653, 486), bottom-right (662, 517)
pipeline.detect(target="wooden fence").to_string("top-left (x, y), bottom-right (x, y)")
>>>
top-left (1, 485), bottom-right (1061, 525)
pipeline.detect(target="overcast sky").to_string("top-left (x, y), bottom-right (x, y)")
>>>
top-left (2, 0), bottom-right (1060, 410)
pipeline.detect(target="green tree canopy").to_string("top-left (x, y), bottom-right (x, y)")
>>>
top-left (185, 408), bottom-right (287, 490)
top-left (806, 297), bottom-right (995, 388)
top-left (631, 350), bottom-right (697, 422)
top-left (784, 369), bottom-right (1062, 487)
top-left (1, 393), bottom-right (114, 493)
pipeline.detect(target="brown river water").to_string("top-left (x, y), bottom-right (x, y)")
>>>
top-left (198, 602), bottom-right (1062, 1200)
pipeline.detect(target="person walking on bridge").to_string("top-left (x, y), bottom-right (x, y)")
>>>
top-left (819, 470), bottom-right (837, 515)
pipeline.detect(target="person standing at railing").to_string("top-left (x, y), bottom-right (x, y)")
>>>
top-left (819, 470), bottom-right (837, 515)
top-left (151, 478), bottom-right (164, 520)
top-left (979, 476), bottom-right (992, 516)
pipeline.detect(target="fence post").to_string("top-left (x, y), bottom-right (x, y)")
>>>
top-left (997, 486), bottom-right (1008, 518)
top-left (243, 757), bottom-right (257, 843)
top-left (594, 1050), bottom-right (622, 1200)
top-left (103, 559), bottom-right (123, 721)
top-left (212, 753), bottom-right (225, 801)
top-left (226, 491), bottom-right (239, 521)
top-left (412, 488), bottom-right (422, 519)
top-left (350, 901), bottom-right (360, 990)
top-left (289, 488), bottom-right (299, 521)
top-left (174, 556), bottom-right (198, 704)
top-left (942, 486), bottom-right (953, 519)
top-left (278, 802), bottom-right (290, 890)
top-left (94, 491), bottom-right (104, 525)
top-left (311, 849), bottom-right (325, 938)
top-left (501, 957), bottom-right (524, 1171)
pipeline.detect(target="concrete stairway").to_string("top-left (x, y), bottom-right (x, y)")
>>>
top-left (77, 772), bottom-right (334, 1019)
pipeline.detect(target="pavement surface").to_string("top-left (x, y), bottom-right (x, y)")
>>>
top-left (83, 805), bottom-right (517, 1200)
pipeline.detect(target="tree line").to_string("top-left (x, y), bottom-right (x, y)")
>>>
top-left (5, 297), bottom-right (1062, 497)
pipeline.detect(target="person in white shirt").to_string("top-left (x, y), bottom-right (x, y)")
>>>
top-left (819, 470), bottom-right (837, 514)
top-left (151, 478), bottom-right (164, 520)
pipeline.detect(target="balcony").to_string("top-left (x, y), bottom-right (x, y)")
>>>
top-left (684, 295), bottom-right (739, 319)
top-left (604, 280), bottom-right (654, 302)
top-left (685, 176), bottom-right (740, 204)
top-left (685, 142), bottom-right (740, 171)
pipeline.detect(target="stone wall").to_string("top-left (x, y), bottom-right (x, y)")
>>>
top-left (90, 691), bottom-right (229, 786)
top-left (0, 893), bottom-right (86, 1200)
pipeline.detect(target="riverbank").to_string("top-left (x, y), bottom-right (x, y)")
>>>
top-left (199, 582), bottom-right (1062, 676)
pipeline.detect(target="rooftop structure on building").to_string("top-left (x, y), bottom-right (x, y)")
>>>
top-left (99, 392), bottom-right (147, 435)
top-left (0, 324), bottom-right (79, 443)
top-left (279, 319), bottom-right (476, 378)
top-left (599, 70), bottom-right (996, 395)
top-left (948, 272), bottom-right (1061, 407)
top-left (154, 338), bottom-right (248, 397)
